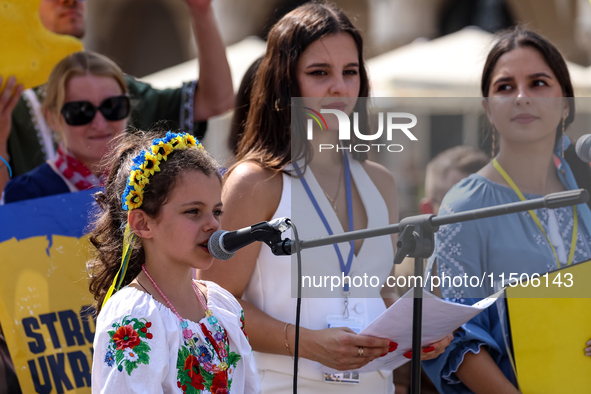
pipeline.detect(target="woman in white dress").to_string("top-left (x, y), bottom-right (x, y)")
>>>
top-left (197, 3), bottom-right (452, 392)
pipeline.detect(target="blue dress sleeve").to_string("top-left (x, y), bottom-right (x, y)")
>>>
top-left (423, 301), bottom-right (512, 393)
top-left (422, 176), bottom-right (516, 393)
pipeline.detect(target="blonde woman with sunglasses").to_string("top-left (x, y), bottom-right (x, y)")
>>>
top-left (1, 52), bottom-right (130, 204)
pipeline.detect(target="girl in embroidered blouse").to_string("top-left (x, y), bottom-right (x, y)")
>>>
top-left (88, 131), bottom-right (260, 393)
top-left (1, 51), bottom-right (130, 204)
top-left (422, 28), bottom-right (591, 394)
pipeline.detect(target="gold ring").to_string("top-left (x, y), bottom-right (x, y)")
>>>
top-left (357, 346), bottom-right (364, 357)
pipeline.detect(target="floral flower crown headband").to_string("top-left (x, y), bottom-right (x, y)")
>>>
top-left (121, 131), bottom-right (203, 210)
top-left (102, 131), bottom-right (204, 309)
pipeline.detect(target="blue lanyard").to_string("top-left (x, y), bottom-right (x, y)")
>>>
top-left (293, 152), bottom-right (354, 292)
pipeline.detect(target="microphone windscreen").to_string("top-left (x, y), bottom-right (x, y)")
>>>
top-left (575, 134), bottom-right (591, 162)
top-left (208, 230), bottom-right (235, 260)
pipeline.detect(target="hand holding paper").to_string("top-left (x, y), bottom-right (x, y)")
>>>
top-left (303, 326), bottom-right (391, 371)
top-left (323, 287), bottom-right (501, 373)
top-left (403, 333), bottom-right (454, 361)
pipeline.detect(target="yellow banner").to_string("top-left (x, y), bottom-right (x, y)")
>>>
top-left (0, 0), bottom-right (83, 90)
top-left (0, 235), bottom-right (94, 394)
top-left (506, 261), bottom-right (591, 393)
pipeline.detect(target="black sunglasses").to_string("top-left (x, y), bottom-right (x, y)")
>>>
top-left (61, 95), bottom-right (131, 126)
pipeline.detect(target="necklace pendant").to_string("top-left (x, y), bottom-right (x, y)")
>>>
top-left (183, 328), bottom-right (193, 339)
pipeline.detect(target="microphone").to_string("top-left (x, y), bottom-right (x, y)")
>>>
top-left (575, 134), bottom-right (591, 162)
top-left (208, 217), bottom-right (291, 260)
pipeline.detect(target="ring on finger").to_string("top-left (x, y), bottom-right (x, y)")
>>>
top-left (357, 346), bottom-right (364, 357)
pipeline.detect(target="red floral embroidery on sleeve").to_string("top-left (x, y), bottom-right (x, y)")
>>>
top-left (104, 316), bottom-right (153, 375)
top-left (113, 324), bottom-right (141, 350)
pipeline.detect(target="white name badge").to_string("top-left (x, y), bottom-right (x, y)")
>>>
top-left (324, 315), bottom-right (365, 384)
top-left (326, 315), bottom-right (364, 333)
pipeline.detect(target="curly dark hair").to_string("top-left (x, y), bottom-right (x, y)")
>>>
top-left (88, 130), bottom-right (220, 314)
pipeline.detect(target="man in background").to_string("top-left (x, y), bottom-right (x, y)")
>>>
top-left (38, 0), bottom-right (85, 39)
top-left (421, 146), bottom-right (490, 217)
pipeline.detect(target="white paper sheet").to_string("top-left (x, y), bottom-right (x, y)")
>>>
top-left (323, 287), bottom-right (502, 373)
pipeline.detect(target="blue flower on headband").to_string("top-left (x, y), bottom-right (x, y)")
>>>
top-left (131, 151), bottom-right (146, 169)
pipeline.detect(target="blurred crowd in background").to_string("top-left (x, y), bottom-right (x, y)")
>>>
top-left (94, 0), bottom-right (591, 218)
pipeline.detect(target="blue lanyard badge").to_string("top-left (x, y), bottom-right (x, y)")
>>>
top-left (293, 152), bottom-right (354, 292)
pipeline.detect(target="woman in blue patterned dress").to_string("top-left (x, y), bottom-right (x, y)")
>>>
top-left (423, 27), bottom-right (591, 393)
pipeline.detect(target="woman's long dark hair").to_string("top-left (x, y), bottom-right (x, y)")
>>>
top-left (88, 131), bottom-right (220, 314)
top-left (481, 27), bottom-right (591, 203)
top-left (234, 1), bottom-right (370, 174)
top-left (228, 57), bottom-right (263, 155)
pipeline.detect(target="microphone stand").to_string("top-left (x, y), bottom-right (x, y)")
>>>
top-left (268, 189), bottom-right (589, 394)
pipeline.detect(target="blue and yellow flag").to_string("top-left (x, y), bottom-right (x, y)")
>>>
top-left (0, 190), bottom-right (97, 394)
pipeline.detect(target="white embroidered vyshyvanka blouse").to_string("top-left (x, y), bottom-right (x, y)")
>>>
top-left (92, 281), bottom-right (260, 394)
